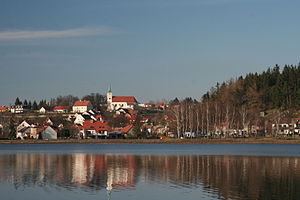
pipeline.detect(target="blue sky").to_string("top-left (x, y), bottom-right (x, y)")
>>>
top-left (0, 0), bottom-right (300, 105)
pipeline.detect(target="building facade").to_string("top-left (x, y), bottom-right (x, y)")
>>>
top-left (72, 100), bottom-right (93, 113)
top-left (107, 88), bottom-right (138, 111)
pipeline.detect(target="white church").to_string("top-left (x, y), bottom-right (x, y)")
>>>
top-left (107, 87), bottom-right (138, 111)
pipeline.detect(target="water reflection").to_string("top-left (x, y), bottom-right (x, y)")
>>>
top-left (1, 154), bottom-right (300, 199)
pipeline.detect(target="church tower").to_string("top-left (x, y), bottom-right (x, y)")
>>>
top-left (107, 86), bottom-right (113, 111)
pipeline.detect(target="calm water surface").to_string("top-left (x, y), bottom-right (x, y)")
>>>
top-left (1, 144), bottom-right (300, 200)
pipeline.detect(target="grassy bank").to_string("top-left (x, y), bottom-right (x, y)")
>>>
top-left (1, 138), bottom-right (300, 144)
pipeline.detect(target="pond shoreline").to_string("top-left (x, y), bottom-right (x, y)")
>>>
top-left (1, 138), bottom-right (300, 144)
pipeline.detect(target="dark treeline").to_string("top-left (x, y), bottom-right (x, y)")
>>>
top-left (14, 93), bottom-right (106, 111)
top-left (167, 63), bottom-right (300, 137)
top-left (204, 63), bottom-right (300, 110)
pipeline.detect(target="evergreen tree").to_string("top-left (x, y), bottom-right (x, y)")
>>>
top-left (32, 101), bottom-right (38, 110)
top-left (28, 101), bottom-right (32, 110)
top-left (23, 99), bottom-right (28, 106)
top-left (15, 97), bottom-right (22, 106)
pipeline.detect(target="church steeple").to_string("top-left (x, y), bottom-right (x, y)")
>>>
top-left (107, 85), bottom-right (113, 111)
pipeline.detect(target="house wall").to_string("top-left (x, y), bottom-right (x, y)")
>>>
top-left (111, 102), bottom-right (128, 110)
top-left (72, 104), bottom-right (92, 113)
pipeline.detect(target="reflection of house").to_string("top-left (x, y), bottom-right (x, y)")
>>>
top-left (72, 154), bottom-right (88, 184)
top-left (72, 100), bottom-right (93, 113)
top-left (106, 155), bottom-right (136, 191)
top-left (107, 88), bottom-right (138, 111)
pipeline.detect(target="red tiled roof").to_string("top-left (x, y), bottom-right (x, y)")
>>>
top-left (53, 106), bottom-right (68, 110)
top-left (120, 125), bottom-right (134, 133)
top-left (0, 106), bottom-right (8, 110)
top-left (112, 96), bottom-right (137, 103)
top-left (83, 120), bottom-right (110, 132)
top-left (73, 100), bottom-right (91, 106)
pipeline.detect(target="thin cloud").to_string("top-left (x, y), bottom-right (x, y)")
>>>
top-left (0, 26), bottom-right (123, 40)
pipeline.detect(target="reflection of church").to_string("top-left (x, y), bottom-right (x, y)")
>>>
top-left (106, 155), bottom-right (136, 191)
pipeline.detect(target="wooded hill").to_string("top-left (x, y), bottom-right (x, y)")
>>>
top-left (166, 63), bottom-right (300, 137)
top-left (202, 63), bottom-right (300, 110)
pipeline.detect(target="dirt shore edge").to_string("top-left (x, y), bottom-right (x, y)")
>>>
top-left (1, 138), bottom-right (300, 144)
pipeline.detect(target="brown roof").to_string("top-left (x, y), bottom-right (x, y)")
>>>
top-left (112, 96), bottom-right (137, 103)
top-left (73, 100), bottom-right (91, 106)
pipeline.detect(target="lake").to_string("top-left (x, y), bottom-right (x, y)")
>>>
top-left (1, 144), bottom-right (300, 200)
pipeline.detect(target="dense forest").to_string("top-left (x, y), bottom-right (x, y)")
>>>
top-left (203, 63), bottom-right (300, 110)
top-left (167, 63), bottom-right (300, 137)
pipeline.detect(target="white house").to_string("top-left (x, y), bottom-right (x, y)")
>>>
top-left (10, 105), bottom-right (29, 113)
top-left (107, 88), bottom-right (138, 111)
top-left (39, 107), bottom-right (46, 113)
top-left (72, 100), bottom-right (93, 113)
top-left (74, 114), bottom-right (93, 126)
top-left (17, 120), bottom-right (31, 132)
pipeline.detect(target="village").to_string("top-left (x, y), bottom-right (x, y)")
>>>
top-left (0, 89), bottom-right (169, 140)
top-left (1, 88), bottom-right (300, 141)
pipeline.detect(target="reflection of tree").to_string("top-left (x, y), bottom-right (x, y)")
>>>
top-left (1, 154), bottom-right (300, 199)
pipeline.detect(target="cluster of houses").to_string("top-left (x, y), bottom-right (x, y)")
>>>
top-left (8, 89), bottom-right (169, 140)
top-left (16, 118), bottom-right (59, 140)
